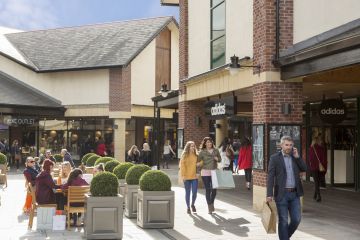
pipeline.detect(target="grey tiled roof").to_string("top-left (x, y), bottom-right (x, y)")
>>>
top-left (0, 71), bottom-right (62, 108)
top-left (5, 16), bottom-right (174, 72)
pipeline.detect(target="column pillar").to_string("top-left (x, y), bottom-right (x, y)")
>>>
top-left (215, 119), bottom-right (228, 147)
top-left (113, 119), bottom-right (126, 162)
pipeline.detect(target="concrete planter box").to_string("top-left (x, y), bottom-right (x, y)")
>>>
top-left (137, 190), bottom-right (174, 229)
top-left (85, 167), bottom-right (94, 174)
top-left (84, 194), bottom-right (123, 239)
top-left (124, 184), bottom-right (139, 218)
top-left (118, 179), bottom-right (126, 196)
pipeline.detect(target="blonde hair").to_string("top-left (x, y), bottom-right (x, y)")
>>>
top-left (142, 143), bottom-right (150, 151)
top-left (127, 145), bottom-right (139, 156)
top-left (60, 162), bottom-right (72, 178)
top-left (180, 141), bottom-right (197, 160)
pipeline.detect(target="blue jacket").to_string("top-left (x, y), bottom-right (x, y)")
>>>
top-left (267, 151), bottom-right (307, 201)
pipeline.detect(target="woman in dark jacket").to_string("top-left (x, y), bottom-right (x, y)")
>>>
top-left (35, 159), bottom-right (59, 204)
top-left (23, 157), bottom-right (39, 214)
top-left (140, 143), bottom-right (152, 167)
top-left (126, 145), bottom-right (140, 163)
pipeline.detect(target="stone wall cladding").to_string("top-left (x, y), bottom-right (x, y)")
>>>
top-left (178, 101), bottom-right (209, 146)
top-left (253, 0), bottom-right (293, 72)
top-left (109, 65), bottom-right (131, 112)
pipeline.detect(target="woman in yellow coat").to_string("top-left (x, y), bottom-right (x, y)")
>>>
top-left (179, 141), bottom-right (202, 214)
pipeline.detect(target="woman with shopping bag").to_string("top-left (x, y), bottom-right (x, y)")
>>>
top-left (198, 137), bottom-right (221, 214)
top-left (179, 141), bottom-right (201, 214)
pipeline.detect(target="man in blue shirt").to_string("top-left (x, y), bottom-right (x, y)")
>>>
top-left (267, 135), bottom-right (307, 240)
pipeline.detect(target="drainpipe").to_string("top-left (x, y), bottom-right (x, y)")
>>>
top-left (272, 0), bottom-right (280, 67)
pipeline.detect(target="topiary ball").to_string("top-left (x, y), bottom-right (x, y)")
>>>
top-left (125, 164), bottom-right (151, 185)
top-left (113, 162), bottom-right (134, 180)
top-left (95, 157), bottom-right (114, 166)
top-left (104, 160), bottom-right (120, 172)
top-left (140, 170), bottom-right (172, 191)
top-left (53, 154), bottom-right (63, 162)
top-left (82, 152), bottom-right (95, 164)
top-left (0, 153), bottom-right (7, 165)
top-left (86, 154), bottom-right (101, 167)
top-left (90, 172), bottom-right (119, 197)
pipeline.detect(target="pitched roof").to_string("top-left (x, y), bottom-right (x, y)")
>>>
top-left (4, 16), bottom-right (175, 72)
top-left (0, 71), bottom-right (62, 108)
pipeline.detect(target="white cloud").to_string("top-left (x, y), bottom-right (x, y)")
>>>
top-left (0, 0), bottom-right (59, 30)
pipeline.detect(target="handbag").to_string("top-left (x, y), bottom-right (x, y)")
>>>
top-left (312, 146), bottom-right (325, 172)
top-left (211, 169), bottom-right (235, 189)
top-left (261, 201), bottom-right (277, 234)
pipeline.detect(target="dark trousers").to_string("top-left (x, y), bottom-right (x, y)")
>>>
top-left (163, 154), bottom-right (171, 168)
top-left (311, 170), bottom-right (321, 199)
top-left (244, 168), bottom-right (252, 182)
top-left (319, 171), bottom-right (326, 188)
top-left (202, 176), bottom-right (217, 205)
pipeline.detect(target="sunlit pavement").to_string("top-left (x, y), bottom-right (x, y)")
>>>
top-left (0, 165), bottom-right (359, 239)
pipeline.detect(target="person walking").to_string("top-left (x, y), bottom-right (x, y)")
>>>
top-left (11, 140), bottom-right (21, 171)
top-left (308, 135), bottom-right (327, 202)
top-left (163, 140), bottom-right (175, 169)
top-left (61, 149), bottom-right (75, 168)
top-left (267, 135), bottom-right (307, 240)
top-left (198, 137), bottom-right (221, 214)
top-left (238, 137), bottom-right (252, 190)
top-left (218, 137), bottom-right (234, 171)
top-left (179, 141), bottom-right (201, 214)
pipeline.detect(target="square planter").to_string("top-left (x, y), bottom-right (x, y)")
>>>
top-left (85, 167), bottom-right (94, 174)
top-left (84, 194), bottom-right (123, 239)
top-left (118, 179), bottom-right (126, 197)
top-left (137, 190), bottom-right (174, 229)
top-left (124, 184), bottom-right (138, 218)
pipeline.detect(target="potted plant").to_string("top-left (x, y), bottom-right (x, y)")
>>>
top-left (85, 172), bottom-right (123, 239)
top-left (104, 160), bottom-right (120, 172)
top-left (0, 153), bottom-right (7, 185)
top-left (113, 162), bottom-right (134, 197)
top-left (85, 154), bottom-right (101, 173)
top-left (94, 157), bottom-right (114, 166)
top-left (53, 154), bottom-right (63, 163)
top-left (137, 170), bottom-right (174, 228)
top-left (82, 153), bottom-right (95, 165)
top-left (124, 164), bottom-right (150, 218)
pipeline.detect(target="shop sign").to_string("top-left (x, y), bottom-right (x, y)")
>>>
top-left (319, 99), bottom-right (347, 125)
top-left (205, 96), bottom-right (237, 119)
top-left (2, 116), bottom-right (37, 126)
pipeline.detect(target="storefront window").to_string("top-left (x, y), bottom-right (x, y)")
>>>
top-left (39, 119), bottom-right (67, 155)
top-left (210, 0), bottom-right (226, 69)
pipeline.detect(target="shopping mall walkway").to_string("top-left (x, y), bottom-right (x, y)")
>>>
top-left (0, 165), bottom-right (359, 239)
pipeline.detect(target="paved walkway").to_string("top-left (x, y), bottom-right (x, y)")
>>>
top-left (0, 166), bottom-right (359, 239)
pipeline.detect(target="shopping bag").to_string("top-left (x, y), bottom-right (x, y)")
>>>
top-left (52, 215), bottom-right (66, 231)
top-left (82, 174), bottom-right (93, 184)
top-left (151, 166), bottom-right (158, 170)
top-left (211, 169), bottom-right (235, 189)
top-left (37, 207), bottom-right (56, 230)
top-left (261, 201), bottom-right (277, 234)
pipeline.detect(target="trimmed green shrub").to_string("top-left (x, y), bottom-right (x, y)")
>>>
top-left (53, 154), bottom-right (63, 162)
top-left (125, 164), bottom-right (151, 185)
top-left (90, 172), bottom-right (119, 197)
top-left (86, 154), bottom-right (101, 167)
top-left (82, 152), bottom-right (95, 164)
top-left (94, 157), bottom-right (114, 166)
top-left (140, 170), bottom-right (172, 191)
top-left (104, 160), bottom-right (120, 172)
top-left (113, 162), bottom-right (134, 180)
top-left (0, 153), bottom-right (7, 165)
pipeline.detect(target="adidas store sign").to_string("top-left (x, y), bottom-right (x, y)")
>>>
top-left (319, 99), bottom-right (347, 124)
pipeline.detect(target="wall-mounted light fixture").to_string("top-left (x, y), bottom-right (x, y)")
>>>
top-left (158, 83), bottom-right (172, 98)
top-left (281, 103), bottom-right (292, 115)
top-left (228, 55), bottom-right (261, 75)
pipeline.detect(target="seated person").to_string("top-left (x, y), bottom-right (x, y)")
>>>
top-left (57, 162), bottom-right (72, 185)
top-left (35, 159), bottom-right (60, 205)
top-left (93, 163), bottom-right (104, 175)
top-left (61, 168), bottom-right (88, 226)
top-left (23, 157), bottom-right (39, 214)
top-left (33, 157), bottom-right (41, 172)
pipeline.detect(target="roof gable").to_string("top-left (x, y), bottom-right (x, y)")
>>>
top-left (4, 16), bottom-right (175, 72)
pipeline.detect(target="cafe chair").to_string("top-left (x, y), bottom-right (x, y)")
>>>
top-left (27, 183), bottom-right (57, 229)
top-left (64, 186), bottom-right (90, 230)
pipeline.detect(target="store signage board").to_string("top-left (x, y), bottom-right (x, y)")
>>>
top-left (1, 116), bottom-right (38, 126)
top-left (319, 99), bottom-right (347, 125)
top-left (204, 96), bottom-right (237, 119)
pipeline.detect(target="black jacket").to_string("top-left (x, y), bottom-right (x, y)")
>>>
top-left (267, 151), bottom-right (307, 201)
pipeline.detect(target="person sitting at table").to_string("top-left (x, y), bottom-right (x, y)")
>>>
top-left (93, 163), bottom-right (104, 175)
top-left (57, 162), bottom-right (72, 185)
top-left (61, 168), bottom-right (89, 226)
top-left (23, 157), bottom-right (39, 214)
top-left (35, 159), bottom-right (60, 205)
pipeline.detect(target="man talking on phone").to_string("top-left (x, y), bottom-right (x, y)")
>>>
top-left (266, 135), bottom-right (307, 240)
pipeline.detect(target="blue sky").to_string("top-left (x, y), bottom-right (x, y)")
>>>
top-left (0, 0), bottom-right (179, 31)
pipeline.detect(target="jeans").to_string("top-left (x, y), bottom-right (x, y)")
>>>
top-left (244, 168), bottom-right (252, 182)
top-left (184, 179), bottom-right (198, 208)
top-left (202, 176), bottom-right (217, 205)
top-left (275, 191), bottom-right (302, 240)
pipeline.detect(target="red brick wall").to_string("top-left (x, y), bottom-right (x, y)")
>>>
top-left (178, 101), bottom-right (209, 147)
top-left (253, 0), bottom-right (293, 72)
top-left (179, 0), bottom-right (188, 81)
top-left (109, 65), bottom-right (131, 112)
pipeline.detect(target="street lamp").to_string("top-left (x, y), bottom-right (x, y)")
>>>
top-left (227, 55), bottom-right (260, 75)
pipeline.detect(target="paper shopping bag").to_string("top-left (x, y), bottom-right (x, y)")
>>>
top-left (52, 215), bottom-right (66, 231)
top-left (211, 169), bottom-right (235, 189)
top-left (37, 207), bottom-right (56, 230)
top-left (261, 201), bottom-right (277, 234)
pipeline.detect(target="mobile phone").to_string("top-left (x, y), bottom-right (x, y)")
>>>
top-left (290, 148), bottom-right (294, 156)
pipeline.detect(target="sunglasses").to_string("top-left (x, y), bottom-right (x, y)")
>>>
top-left (29, 161), bottom-right (35, 163)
